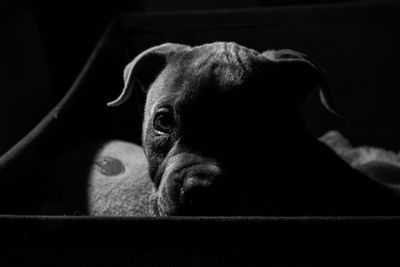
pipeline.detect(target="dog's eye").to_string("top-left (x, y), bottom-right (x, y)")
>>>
top-left (153, 109), bottom-right (174, 134)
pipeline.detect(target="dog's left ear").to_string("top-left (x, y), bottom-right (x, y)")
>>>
top-left (262, 49), bottom-right (342, 116)
top-left (108, 43), bottom-right (189, 107)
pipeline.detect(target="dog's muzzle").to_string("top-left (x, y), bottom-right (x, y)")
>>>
top-left (156, 154), bottom-right (225, 215)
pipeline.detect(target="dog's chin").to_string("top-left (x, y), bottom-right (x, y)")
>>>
top-left (153, 195), bottom-right (225, 216)
top-left (153, 181), bottom-right (224, 216)
top-left (151, 182), bottom-right (272, 216)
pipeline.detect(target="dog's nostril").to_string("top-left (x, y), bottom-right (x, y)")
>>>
top-left (182, 179), bottom-right (214, 204)
top-left (184, 185), bottom-right (206, 204)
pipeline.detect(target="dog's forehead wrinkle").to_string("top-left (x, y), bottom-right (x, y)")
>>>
top-left (146, 42), bottom-right (263, 112)
top-left (170, 42), bottom-right (259, 89)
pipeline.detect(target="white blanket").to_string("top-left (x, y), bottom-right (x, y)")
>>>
top-left (319, 130), bottom-right (400, 190)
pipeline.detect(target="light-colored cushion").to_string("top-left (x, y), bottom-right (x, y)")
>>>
top-left (54, 140), bottom-right (154, 216)
top-left (319, 130), bottom-right (400, 194)
top-left (87, 140), bottom-right (154, 216)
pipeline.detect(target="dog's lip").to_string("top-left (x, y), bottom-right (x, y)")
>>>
top-left (153, 159), bottom-right (219, 188)
top-left (175, 161), bottom-right (217, 175)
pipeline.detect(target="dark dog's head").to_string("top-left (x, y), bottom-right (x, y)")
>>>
top-left (108, 42), bottom-right (338, 216)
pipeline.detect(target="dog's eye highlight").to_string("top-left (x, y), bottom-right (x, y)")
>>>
top-left (153, 109), bottom-right (174, 134)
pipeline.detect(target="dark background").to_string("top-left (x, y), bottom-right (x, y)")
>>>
top-left (0, 0), bottom-right (396, 155)
top-left (0, 0), bottom-right (400, 256)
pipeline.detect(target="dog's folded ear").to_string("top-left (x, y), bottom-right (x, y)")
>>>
top-left (108, 43), bottom-right (189, 107)
top-left (261, 49), bottom-right (342, 116)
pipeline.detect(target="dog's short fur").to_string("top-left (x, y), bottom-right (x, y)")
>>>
top-left (109, 42), bottom-right (400, 216)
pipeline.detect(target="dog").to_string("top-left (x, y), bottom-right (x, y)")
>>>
top-left (108, 42), bottom-right (400, 216)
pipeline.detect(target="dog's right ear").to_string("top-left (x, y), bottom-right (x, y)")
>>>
top-left (107, 43), bottom-right (189, 107)
top-left (261, 49), bottom-right (343, 117)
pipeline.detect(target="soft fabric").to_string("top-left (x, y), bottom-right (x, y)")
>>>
top-left (319, 131), bottom-right (400, 192)
top-left (53, 140), bottom-right (153, 216)
top-left (87, 140), bottom-right (153, 216)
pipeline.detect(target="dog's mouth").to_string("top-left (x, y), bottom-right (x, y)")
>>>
top-left (154, 156), bottom-right (227, 216)
top-left (152, 156), bottom-right (271, 216)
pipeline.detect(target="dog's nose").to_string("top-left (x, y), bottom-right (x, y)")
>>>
top-left (181, 175), bottom-right (221, 214)
top-left (182, 176), bottom-right (212, 197)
